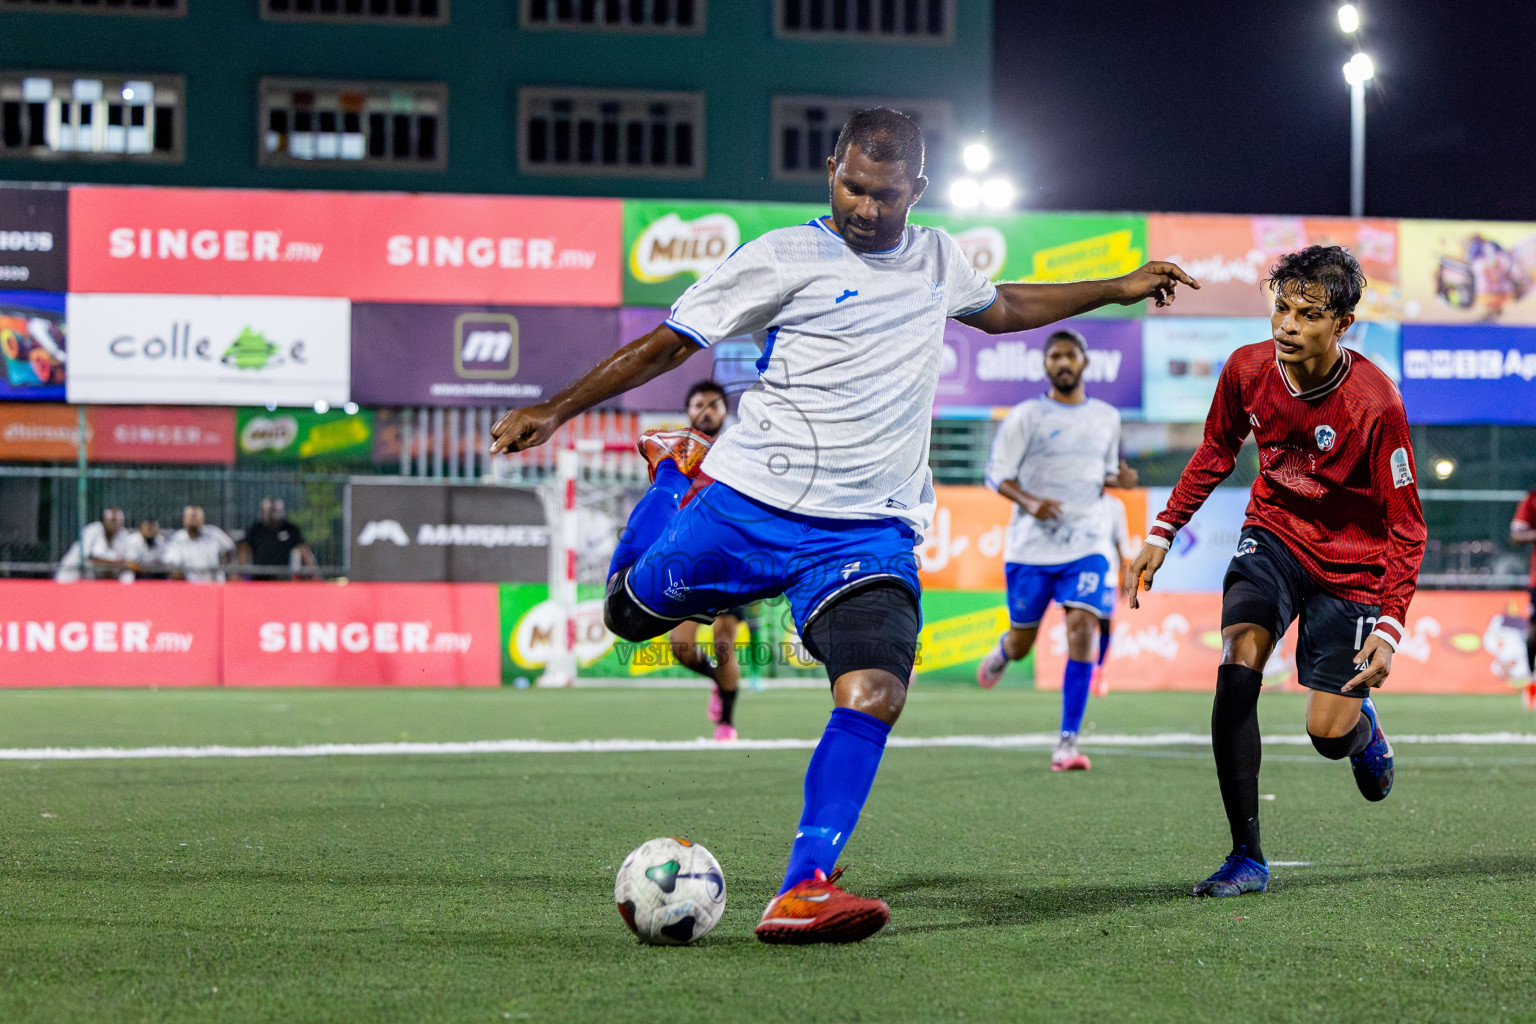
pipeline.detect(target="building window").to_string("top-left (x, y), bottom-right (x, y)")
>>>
top-left (775, 0), bottom-right (952, 42)
top-left (260, 0), bottom-right (447, 23)
top-left (771, 95), bottom-right (951, 181)
top-left (259, 78), bottom-right (446, 171)
top-left (0, 0), bottom-right (183, 14)
top-left (519, 88), bottom-right (703, 179)
top-left (521, 0), bottom-right (702, 31)
top-left (0, 73), bottom-right (183, 162)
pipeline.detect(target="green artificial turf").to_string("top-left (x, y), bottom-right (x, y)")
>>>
top-left (1, 688), bottom-right (1534, 1024)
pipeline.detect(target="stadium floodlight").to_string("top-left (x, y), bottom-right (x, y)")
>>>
top-left (949, 178), bottom-right (982, 209)
top-left (1343, 52), bottom-right (1375, 84)
top-left (1433, 458), bottom-right (1455, 480)
top-left (1337, 3), bottom-right (1360, 34)
top-left (314, 400), bottom-right (330, 414)
top-left (962, 142), bottom-right (993, 173)
top-left (980, 178), bottom-right (1016, 210)
top-left (344, 402), bottom-right (360, 415)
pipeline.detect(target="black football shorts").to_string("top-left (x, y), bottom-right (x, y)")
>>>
top-left (1221, 527), bottom-right (1381, 698)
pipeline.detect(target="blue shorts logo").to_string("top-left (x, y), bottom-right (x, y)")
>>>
top-left (1234, 537), bottom-right (1258, 557)
top-left (1315, 424), bottom-right (1337, 451)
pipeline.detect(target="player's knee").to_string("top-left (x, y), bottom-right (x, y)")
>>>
top-left (1220, 581), bottom-right (1278, 666)
top-left (603, 573), bottom-right (680, 643)
top-left (1309, 731), bottom-right (1356, 760)
top-left (1064, 611), bottom-right (1098, 648)
top-left (833, 669), bottom-right (907, 723)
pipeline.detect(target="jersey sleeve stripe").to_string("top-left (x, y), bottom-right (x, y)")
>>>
top-left (664, 318), bottom-right (712, 349)
top-left (953, 290), bottom-right (998, 317)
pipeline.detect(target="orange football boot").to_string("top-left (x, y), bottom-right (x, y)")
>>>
top-left (754, 867), bottom-right (890, 945)
top-left (636, 428), bottom-right (713, 484)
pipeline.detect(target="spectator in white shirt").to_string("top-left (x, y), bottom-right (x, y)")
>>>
top-left (55, 508), bottom-right (136, 583)
top-left (162, 505), bottom-right (235, 583)
top-left (124, 518), bottom-right (167, 576)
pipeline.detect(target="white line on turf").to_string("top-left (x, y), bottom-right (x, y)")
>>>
top-left (2, 732), bottom-right (1535, 761)
top-left (1268, 861), bottom-right (1316, 867)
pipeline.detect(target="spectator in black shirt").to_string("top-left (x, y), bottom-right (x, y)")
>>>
top-left (238, 498), bottom-right (317, 579)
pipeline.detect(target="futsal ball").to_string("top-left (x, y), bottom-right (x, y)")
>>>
top-left (614, 837), bottom-right (726, 945)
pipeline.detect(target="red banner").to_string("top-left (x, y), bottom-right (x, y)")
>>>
top-left (86, 406), bottom-right (235, 464)
top-left (1035, 590), bottom-right (1532, 696)
top-left (221, 582), bottom-right (501, 686)
top-left (0, 581), bottom-right (222, 686)
top-left (68, 186), bottom-right (622, 307)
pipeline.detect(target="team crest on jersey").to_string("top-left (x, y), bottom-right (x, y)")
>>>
top-left (1315, 424), bottom-right (1337, 451)
top-left (1234, 538), bottom-right (1259, 557)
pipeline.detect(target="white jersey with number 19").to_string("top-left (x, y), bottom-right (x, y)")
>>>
top-left (664, 218), bottom-right (997, 540)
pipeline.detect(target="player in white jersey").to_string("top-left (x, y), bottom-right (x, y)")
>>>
top-left (491, 108), bottom-right (1196, 944)
top-left (977, 331), bottom-right (1139, 770)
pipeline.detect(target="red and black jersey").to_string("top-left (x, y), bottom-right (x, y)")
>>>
top-left (1513, 489), bottom-right (1536, 588)
top-left (1148, 341), bottom-right (1426, 648)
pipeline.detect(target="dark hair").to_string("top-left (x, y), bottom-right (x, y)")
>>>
top-left (1045, 329), bottom-right (1087, 355)
top-left (833, 107), bottom-right (925, 178)
top-left (1265, 245), bottom-right (1365, 318)
top-left (685, 379), bottom-right (726, 405)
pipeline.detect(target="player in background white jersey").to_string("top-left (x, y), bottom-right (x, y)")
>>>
top-left (491, 108), bottom-right (1197, 944)
top-left (977, 331), bottom-right (1139, 770)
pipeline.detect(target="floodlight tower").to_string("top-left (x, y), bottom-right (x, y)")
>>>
top-left (1338, 5), bottom-right (1374, 217)
top-left (949, 139), bottom-right (1016, 211)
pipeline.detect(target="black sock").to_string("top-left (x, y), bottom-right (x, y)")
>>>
top-left (1346, 712), bottom-right (1372, 757)
top-left (717, 687), bottom-right (737, 726)
top-left (1212, 663), bottom-right (1265, 863)
top-left (1309, 713), bottom-right (1372, 760)
top-left (1527, 632), bottom-right (1535, 675)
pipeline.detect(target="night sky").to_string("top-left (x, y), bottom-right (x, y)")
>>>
top-left (990, 0), bottom-right (1536, 221)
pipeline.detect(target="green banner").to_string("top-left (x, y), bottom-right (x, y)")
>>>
top-left (236, 407), bottom-right (374, 463)
top-left (622, 199), bottom-right (1149, 315)
top-left (915, 589), bottom-right (1035, 685)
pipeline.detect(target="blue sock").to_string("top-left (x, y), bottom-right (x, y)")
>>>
top-left (1060, 658), bottom-right (1094, 735)
top-left (1098, 620), bottom-right (1112, 666)
top-left (607, 460), bottom-right (689, 579)
top-left (779, 707), bottom-right (892, 894)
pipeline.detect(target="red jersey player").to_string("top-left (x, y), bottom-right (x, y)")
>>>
top-left (1125, 245), bottom-right (1426, 898)
top-left (1511, 487), bottom-right (1536, 707)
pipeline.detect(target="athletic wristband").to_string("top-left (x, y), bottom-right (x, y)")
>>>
top-left (1144, 535), bottom-right (1171, 551)
top-left (1370, 616), bottom-right (1404, 651)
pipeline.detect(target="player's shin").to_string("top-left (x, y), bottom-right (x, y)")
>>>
top-left (778, 707), bottom-right (892, 894)
top-left (1212, 663), bottom-right (1265, 863)
top-left (607, 460), bottom-right (691, 579)
top-left (1060, 659), bottom-right (1093, 736)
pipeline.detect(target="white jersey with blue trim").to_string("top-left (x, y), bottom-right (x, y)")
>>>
top-left (664, 218), bottom-right (997, 538)
top-left (985, 395), bottom-right (1122, 566)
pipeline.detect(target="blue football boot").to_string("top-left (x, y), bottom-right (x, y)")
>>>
top-left (1192, 848), bottom-right (1269, 897)
top-left (1350, 696), bottom-right (1394, 802)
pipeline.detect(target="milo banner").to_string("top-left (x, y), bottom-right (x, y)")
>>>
top-left (1399, 219), bottom-right (1536, 325)
top-left (237, 407), bottom-right (374, 463)
top-left (623, 200), bottom-right (1149, 315)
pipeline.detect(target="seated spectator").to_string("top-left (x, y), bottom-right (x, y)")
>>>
top-left (125, 518), bottom-right (167, 576)
top-left (238, 497), bottom-right (317, 579)
top-left (55, 507), bottom-right (135, 583)
top-left (162, 505), bottom-right (235, 583)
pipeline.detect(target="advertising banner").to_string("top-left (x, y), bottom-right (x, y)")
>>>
top-left (1399, 324), bottom-right (1536, 424)
top-left (0, 402), bottom-right (81, 461)
top-left (0, 290), bottom-right (66, 401)
top-left (69, 186), bottom-right (622, 306)
top-left (350, 303), bottom-right (618, 408)
top-left (0, 186), bottom-right (68, 292)
top-left (0, 581), bottom-right (222, 686)
top-left (348, 480), bottom-right (549, 583)
top-left (66, 293), bottom-right (351, 406)
top-left (1142, 318), bottom-right (1401, 422)
top-left (1034, 589), bottom-right (1534, 695)
top-left (1141, 487), bottom-right (1249, 592)
top-left (1399, 219), bottom-right (1536, 325)
top-left (87, 405), bottom-right (236, 464)
top-left (1146, 215), bottom-right (1401, 320)
top-left (938, 316), bottom-right (1143, 412)
top-left (222, 582), bottom-right (501, 686)
top-left (616, 307), bottom-right (699, 412)
top-left (236, 406), bottom-right (373, 462)
top-left (623, 200), bottom-right (1149, 314)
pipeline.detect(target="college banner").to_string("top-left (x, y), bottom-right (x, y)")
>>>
top-left (69, 186), bottom-right (622, 306)
top-left (1145, 215), bottom-right (1401, 320)
top-left (1399, 219), bottom-right (1536, 325)
top-left (0, 291), bottom-right (66, 401)
top-left (1034, 590), bottom-right (1534, 695)
top-left (65, 293), bottom-right (351, 406)
top-left (237, 406), bottom-right (373, 462)
top-left (349, 480), bottom-right (549, 583)
top-left (1399, 324), bottom-right (1536, 424)
top-left (938, 316), bottom-right (1143, 411)
top-left (0, 402), bottom-right (81, 461)
top-left (87, 405), bottom-right (235, 464)
top-left (0, 581), bottom-right (222, 686)
top-left (1141, 318), bottom-right (1401, 422)
top-left (350, 303), bottom-right (618, 408)
top-left (0, 186), bottom-right (68, 292)
top-left (222, 582), bottom-right (501, 686)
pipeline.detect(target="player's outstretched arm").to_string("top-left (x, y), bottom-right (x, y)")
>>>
top-left (958, 262), bottom-right (1199, 335)
top-left (489, 325), bottom-right (701, 453)
top-left (1124, 543), bottom-right (1167, 610)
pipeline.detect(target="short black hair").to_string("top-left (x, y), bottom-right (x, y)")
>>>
top-left (685, 379), bottom-right (726, 406)
top-left (1265, 245), bottom-right (1365, 318)
top-left (833, 107), bottom-right (925, 178)
top-left (1045, 329), bottom-right (1087, 355)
